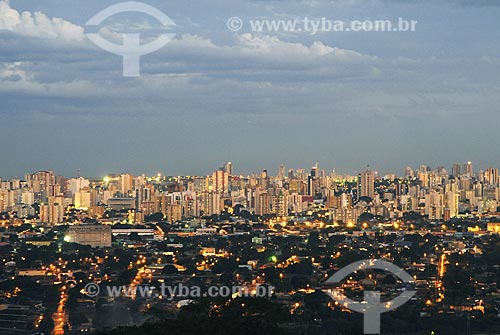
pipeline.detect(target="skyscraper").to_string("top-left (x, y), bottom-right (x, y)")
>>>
top-left (307, 164), bottom-right (319, 196)
top-left (463, 161), bottom-right (473, 178)
top-left (120, 174), bottom-right (134, 196)
top-left (358, 169), bottom-right (375, 200)
top-left (484, 168), bottom-right (499, 186)
top-left (278, 164), bottom-right (285, 178)
top-left (404, 166), bottom-right (414, 179)
top-left (224, 162), bottom-right (233, 176)
top-left (452, 163), bottom-right (461, 178)
top-left (212, 169), bottom-right (229, 194)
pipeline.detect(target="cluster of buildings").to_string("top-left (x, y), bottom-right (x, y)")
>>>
top-left (0, 161), bottom-right (500, 227)
top-left (2, 162), bottom-right (500, 334)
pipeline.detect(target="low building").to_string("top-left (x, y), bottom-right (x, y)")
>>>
top-left (107, 197), bottom-right (136, 211)
top-left (487, 222), bottom-right (500, 233)
top-left (67, 225), bottom-right (112, 248)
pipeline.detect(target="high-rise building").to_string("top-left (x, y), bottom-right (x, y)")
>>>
top-left (224, 162), bottom-right (233, 176)
top-left (358, 170), bottom-right (375, 200)
top-left (260, 170), bottom-right (269, 189)
top-left (200, 191), bottom-right (223, 215)
top-left (272, 190), bottom-right (289, 216)
top-left (463, 161), bottom-right (473, 178)
top-left (445, 191), bottom-right (459, 218)
top-left (425, 190), bottom-right (443, 219)
top-left (307, 165), bottom-right (319, 196)
top-left (254, 188), bottom-right (271, 215)
top-left (75, 188), bottom-right (91, 209)
top-left (311, 165), bottom-right (317, 178)
top-left (278, 165), bottom-right (286, 179)
top-left (213, 169), bottom-right (229, 194)
top-left (452, 163), bottom-right (461, 178)
top-left (26, 171), bottom-right (55, 202)
top-left (68, 177), bottom-right (90, 196)
top-left (120, 174), bottom-right (134, 196)
top-left (166, 204), bottom-right (182, 222)
top-left (484, 168), bottom-right (499, 186)
top-left (40, 195), bottom-right (67, 225)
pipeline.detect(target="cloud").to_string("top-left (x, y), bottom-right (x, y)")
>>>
top-left (0, 0), bottom-right (84, 41)
top-left (0, 61), bottom-right (31, 81)
top-left (235, 33), bottom-right (362, 59)
top-left (0, 0), bottom-right (379, 86)
top-left (146, 33), bottom-right (380, 82)
top-left (172, 33), bottom-right (373, 63)
top-left (0, 0), bottom-right (496, 124)
top-left (381, 0), bottom-right (500, 6)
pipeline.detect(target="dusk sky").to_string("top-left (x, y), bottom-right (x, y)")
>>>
top-left (1, 0), bottom-right (500, 178)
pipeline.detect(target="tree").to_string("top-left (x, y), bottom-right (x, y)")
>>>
top-left (145, 212), bottom-right (164, 222)
top-left (129, 232), bottom-right (142, 241)
top-left (39, 313), bottom-right (55, 334)
top-left (161, 264), bottom-right (178, 275)
top-left (212, 258), bottom-right (238, 274)
top-left (358, 212), bottom-right (374, 223)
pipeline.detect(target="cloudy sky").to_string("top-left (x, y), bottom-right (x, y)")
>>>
top-left (0, 0), bottom-right (499, 178)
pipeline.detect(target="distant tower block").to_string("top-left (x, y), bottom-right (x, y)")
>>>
top-left (224, 162), bottom-right (233, 176)
top-left (358, 169), bottom-right (375, 200)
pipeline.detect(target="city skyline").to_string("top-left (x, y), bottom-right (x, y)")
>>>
top-left (0, 159), bottom-right (495, 180)
top-left (2, 159), bottom-right (497, 225)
